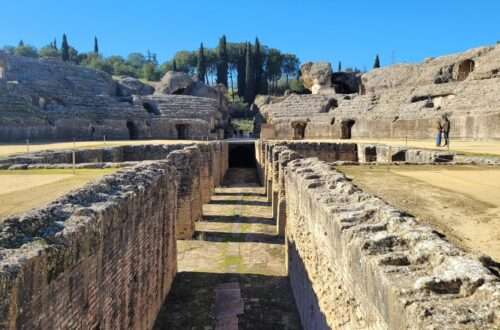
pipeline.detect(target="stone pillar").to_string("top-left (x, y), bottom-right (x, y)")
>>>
top-left (167, 146), bottom-right (202, 239)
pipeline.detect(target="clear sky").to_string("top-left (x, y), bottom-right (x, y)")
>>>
top-left (2, 0), bottom-right (499, 69)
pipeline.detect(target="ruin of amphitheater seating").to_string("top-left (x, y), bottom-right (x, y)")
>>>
top-left (0, 44), bottom-right (499, 329)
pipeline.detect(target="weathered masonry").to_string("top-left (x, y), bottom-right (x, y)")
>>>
top-left (257, 140), bottom-right (500, 329)
top-left (0, 142), bottom-right (228, 329)
top-left (1, 139), bottom-right (499, 329)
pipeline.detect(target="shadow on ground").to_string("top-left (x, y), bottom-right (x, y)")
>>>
top-left (154, 272), bottom-right (301, 330)
top-left (194, 231), bottom-right (284, 245)
top-left (203, 214), bottom-right (274, 225)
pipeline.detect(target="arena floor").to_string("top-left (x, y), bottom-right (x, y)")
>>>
top-left (0, 140), bottom-right (199, 158)
top-left (338, 165), bottom-right (500, 262)
top-left (0, 168), bottom-right (117, 220)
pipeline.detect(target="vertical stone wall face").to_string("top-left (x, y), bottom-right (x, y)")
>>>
top-left (0, 161), bottom-right (179, 330)
top-left (0, 141), bottom-right (229, 329)
top-left (260, 141), bottom-right (500, 329)
top-left (167, 147), bottom-right (203, 240)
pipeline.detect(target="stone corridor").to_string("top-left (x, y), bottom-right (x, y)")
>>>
top-left (154, 168), bottom-right (301, 329)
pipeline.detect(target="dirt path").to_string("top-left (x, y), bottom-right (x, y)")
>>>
top-left (154, 168), bottom-right (301, 330)
top-left (338, 165), bottom-right (500, 262)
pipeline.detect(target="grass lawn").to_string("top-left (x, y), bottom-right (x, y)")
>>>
top-left (0, 168), bottom-right (118, 221)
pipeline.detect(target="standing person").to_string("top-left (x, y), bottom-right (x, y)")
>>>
top-left (435, 117), bottom-right (443, 147)
top-left (442, 114), bottom-right (451, 147)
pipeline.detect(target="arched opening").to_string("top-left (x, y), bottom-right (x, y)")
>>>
top-left (126, 121), bottom-right (139, 140)
top-left (341, 119), bottom-right (355, 139)
top-left (457, 59), bottom-right (475, 81)
top-left (143, 102), bottom-right (160, 115)
top-left (291, 121), bottom-right (307, 140)
top-left (175, 124), bottom-right (189, 140)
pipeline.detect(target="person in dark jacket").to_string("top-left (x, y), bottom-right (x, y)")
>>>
top-left (442, 114), bottom-right (450, 147)
top-left (435, 118), bottom-right (443, 146)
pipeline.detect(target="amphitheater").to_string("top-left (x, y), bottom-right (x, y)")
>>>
top-left (1, 45), bottom-right (500, 330)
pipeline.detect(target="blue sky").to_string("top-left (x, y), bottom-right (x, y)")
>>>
top-left (1, 0), bottom-right (499, 69)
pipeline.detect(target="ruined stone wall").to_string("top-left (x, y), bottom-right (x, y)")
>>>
top-left (0, 52), bottom-right (227, 142)
top-left (284, 157), bottom-right (499, 329)
top-left (260, 44), bottom-right (500, 140)
top-left (257, 141), bottom-right (500, 329)
top-left (0, 142), bottom-right (229, 328)
top-left (0, 161), bottom-right (178, 329)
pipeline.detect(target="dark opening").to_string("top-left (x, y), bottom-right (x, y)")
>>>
top-left (391, 150), bottom-right (406, 162)
top-left (365, 146), bottom-right (377, 162)
top-left (143, 102), bottom-right (160, 115)
top-left (292, 122), bottom-right (307, 140)
top-left (341, 119), bottom-right (355, 139)
top-left (457, 59), bottom-right (475, 81)
top-left (176, 124), bottom-right (189, 140)
top-left (229, 143), bottom-right (256, 168)
top-left (126, 121), bottom-right (139, 140)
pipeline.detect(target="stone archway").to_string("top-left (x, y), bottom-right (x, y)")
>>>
top-left (341, 119), bottom-right (356, 139)
top-left (126, 121), bottom-right (139, 140)
top-left (291, 121), bottom-right (307, 140)
top-left (176, 124), bottom-right (189, 140)
top-left (456, 59), bottom-right (475, 81)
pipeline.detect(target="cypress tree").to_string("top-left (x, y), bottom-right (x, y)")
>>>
top-left (244, 42), bottom-right (256, 103)
top-left (254, 38), bottom-right (264, 94)
top-left (216, 35), bottom-right (228, 87)
top-left (338, 61), bottom-right (342, 72)
top-left (172, 59), bottom-right (177, 72)
top-left (237, 45), bottom-right (246, 98)
top-left (61, 34), bottom-right (70, 62)
top-left (53, 38), bottom-right (58, 50)
top-left (373, 54), bottom-right (381, 69)
top-left (94, 36), bottom-right (99, 54)
top-left (197, 43), bottom-right (206, 83)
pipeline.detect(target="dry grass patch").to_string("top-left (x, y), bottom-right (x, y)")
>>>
top-left (0, 168), bottom-right (117, 221)
top-left (338, 165), bottom-right (500, 261)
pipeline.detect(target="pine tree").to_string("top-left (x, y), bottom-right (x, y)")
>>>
top-left (197, 43), bottom-right (206, 83)
top-left (61, 34), bottom-right (70, 62)
top-left (172, 59), bottom-right (177, 72)
top-left (244, 42), bottom-right (256, 103)
top-left (373, 55), bottom-right (381, 69)
top-left (94, 36), bottom-right (99, 54)
top-left (254, 38), bottom-right (264, 94)
top-left (216, 35), bottom-right (228, 87)
top-left (338, 61), bottom-right (342, 72)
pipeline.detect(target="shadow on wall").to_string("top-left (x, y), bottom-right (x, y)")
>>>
top-left (153, 272), bottom-right (301, 329)
top-left (287, 239), bottom-right (329, 329)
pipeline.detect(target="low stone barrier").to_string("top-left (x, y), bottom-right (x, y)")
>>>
top-left (0, 161), bottom-right (178, 329)
top-left (284, 157), bottom-right (499, 328)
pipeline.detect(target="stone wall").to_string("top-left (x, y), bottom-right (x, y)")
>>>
top-left (0, 142), bottom-right (229, 328)
top-left (258, 141), bottom-right (500, 329)
top-left (259, 44), bottom-right (500, 140)
top-left (0, 161), bottom-right (178, 329)
top-left (0, 52), bottom-right (227, 141)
